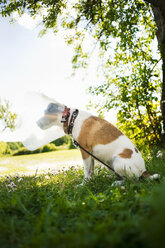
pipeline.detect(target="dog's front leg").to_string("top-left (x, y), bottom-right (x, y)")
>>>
top-left (79, 157), bottom-right (94, 185)
top-left (78, 146), bottom-right (94, 184)
top-left (83, 156), bottom-right (94, 180)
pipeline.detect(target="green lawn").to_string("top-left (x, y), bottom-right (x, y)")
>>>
top-left (0, 148), bottom-right (165, 248)
top-left (0, 149), bottom-right (82, 175)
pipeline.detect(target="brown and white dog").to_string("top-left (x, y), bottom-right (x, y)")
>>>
top-left (37, 103), bottom-right (159, 185)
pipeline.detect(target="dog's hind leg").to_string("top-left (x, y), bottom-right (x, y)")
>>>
top-left (111, 156), bottom-right (126, 186)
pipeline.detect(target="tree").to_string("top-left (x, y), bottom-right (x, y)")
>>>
top-left (0, 0), bottom-right (164, 146)
top-left (88, 36), bottom-right (162, 148)
top-left (146, 0), bottom-right (165, 146)
top-left (0, 99), bottom-right (17, 131)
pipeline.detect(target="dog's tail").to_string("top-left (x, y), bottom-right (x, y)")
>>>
top-left (141, 171), bottom-right (160, 180)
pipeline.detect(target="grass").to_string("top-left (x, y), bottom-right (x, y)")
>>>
top-left (0, 149), bottom-right (82, 175)
top-left (0, 148), bottom-right (165, 248)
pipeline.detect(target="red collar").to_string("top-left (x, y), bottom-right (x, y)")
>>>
top-left (61, 108), bottom-right (79, 135)
top-left (61, 107), bottom-right (70, 134)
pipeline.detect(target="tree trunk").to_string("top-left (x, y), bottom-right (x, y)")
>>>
top-left (152, 4), bottom-right (165, 147)
top-left (162, 56), bottom-right (165, 147)
top-left (146, 0), bottom-right (165, 147)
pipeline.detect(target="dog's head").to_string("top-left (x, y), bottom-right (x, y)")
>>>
top-left (37, 103), bottom-right (62, 130)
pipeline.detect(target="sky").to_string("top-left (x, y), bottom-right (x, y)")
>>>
top-left (0, 13), bottom-right (115, 142)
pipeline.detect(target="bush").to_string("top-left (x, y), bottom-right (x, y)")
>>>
top-left (68, 138), bottom-right (76, 149)
top-left (52, 136), bottom-right (70, 146)
top-left (13, 147), bottom-right (43, 156)
top-left (42, 143), bottom-right (56, 153)
top-left (0, 141), bottom-right (11, 155)
top-left (52, 136), bottom-right (66, 146)
top-left (2, 137), bottom-right (75, 156)
top-left (7, 142), bottom-right (23, 151)
top-left (0, 142), bottom-right (26, 155)
top-left (13, 143), bottom-right (57, 156)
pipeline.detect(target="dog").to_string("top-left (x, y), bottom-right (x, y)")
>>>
top-left (36, 101), bottom-right (159, 185)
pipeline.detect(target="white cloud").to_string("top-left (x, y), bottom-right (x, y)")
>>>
top-left (13, 12), bottom-right (41, 30)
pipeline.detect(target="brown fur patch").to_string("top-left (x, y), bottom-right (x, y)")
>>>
top-left (118, 148), bottom-right (133, 158)
top-left (141, 171), bottom-right (151, 178)
top-left (78, 116), bottom-right (123, 159)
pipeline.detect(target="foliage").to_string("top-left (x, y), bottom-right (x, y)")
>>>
top-left (0, 148), bottom-right (165, 247)
top-left (0, 141), bottom-right (10, 155)
top-left (52, 135), bottom-right (76, 150)
top-left (13, 147), bottom-right (43, 156)
top-left (0, 0), bottom-right (163, 146)
top-left (51, 136), bottom-right (76, 149)
top-left (0, 137), bottom-right (76, 156)
top-left (68, 138), bottom-right (76, 149)
top-left (0, 0), bottom-right (66, 32)
top-left (42, 143), bottom-right (56, 153)
top-left (82, 1), bottom-right (162, 147)
top-left (12, 144), bottom-right (57, 156)
top-left (12, 139), bottom-right (75, 156)
top-left (0, 99), bottom-right (17, 131)
top-left (0, 142), bottom-right (25, 156)
top-left (7, 141), bottom-right (24, 151)
top-left (89, 41), bottom-right (162, 148)
top-left (52, 135), bottom-right (70, 146)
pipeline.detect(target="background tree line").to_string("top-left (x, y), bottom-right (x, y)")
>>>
top-left (0, 0), bottom-right (165, 148)
top-left (0, 136), bottom-right (75, 156)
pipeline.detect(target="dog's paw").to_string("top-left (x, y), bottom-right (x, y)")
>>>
top-left (77, 178), bottom-right (89, 187)
top-left (111, 180), bottom-right (124, 187)
top-left (149, 174), bottom-right (160, 180)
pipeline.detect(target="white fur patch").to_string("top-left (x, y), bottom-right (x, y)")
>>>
top-left (92, 135), bottom-right (145, 178)
top-left (72, 110), bottom-right (92, 140)
top-left (83, 157), bottom-right (94, 179)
